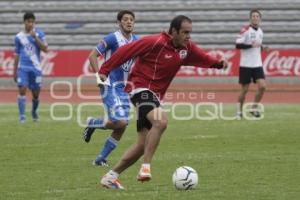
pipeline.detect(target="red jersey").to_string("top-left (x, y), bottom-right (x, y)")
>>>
top-left (99, 32), bottom-right (220, 99)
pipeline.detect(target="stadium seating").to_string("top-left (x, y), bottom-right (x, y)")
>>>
top-left (0, 0), bottom-right (299, 49)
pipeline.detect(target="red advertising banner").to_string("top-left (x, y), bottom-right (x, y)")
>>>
top-left (1, 49), bottom-right (299, 77)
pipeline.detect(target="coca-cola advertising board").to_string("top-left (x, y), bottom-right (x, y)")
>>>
top-left (0, 49), bottom-right (299, 77)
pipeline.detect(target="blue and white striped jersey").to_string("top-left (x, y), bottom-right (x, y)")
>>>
top-left (14, 28), bottom-right (46, 71)
top-left (96, 30), bottom-right (138, 88)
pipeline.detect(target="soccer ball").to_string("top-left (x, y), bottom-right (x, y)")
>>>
top-left (172, 166), bottom-right (198, 190)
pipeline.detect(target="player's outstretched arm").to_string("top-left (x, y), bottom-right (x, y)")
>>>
top-left (211, 60), bottom-right (228, 70)
top-left (88, 49), bottom-right (100, 73)
top-left (99, 36), bottom-right (154, 77)
top-left (185, 42), bottom-right (227, 69)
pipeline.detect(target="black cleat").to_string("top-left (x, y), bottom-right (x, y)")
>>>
top-left (93, 158), bottom-right (108, 167)
top-left (249, 111), bottom-right (261, 118)
top-left (32, 111), bottom-right (39, 122)
top-left (83, 127), bottom-right (95, 143)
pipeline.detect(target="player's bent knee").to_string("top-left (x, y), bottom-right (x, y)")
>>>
top-left (19, 87), bottom-right (27, 95)
top-left (117, 120), bottom-right (128, 129)
top-left (259, 85), bottom-right (266, 92)
top-left (112, 120), bottom-right (127, 129)
top-left (152, 119), bottom-right (168, 131)
top-left (242, 88), bottom-right (249, 95)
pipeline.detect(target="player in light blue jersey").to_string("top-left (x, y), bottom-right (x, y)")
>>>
top-left (13, 12), bottom-right (48, 123)
top-left (83, 10), bottom-right (138, 166)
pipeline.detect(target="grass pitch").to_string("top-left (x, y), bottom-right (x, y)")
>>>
top-left (0, 103), bottom-right (299, 200)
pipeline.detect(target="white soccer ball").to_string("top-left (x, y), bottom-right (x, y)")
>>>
top-left (172, 166), bottom-right (198, 190)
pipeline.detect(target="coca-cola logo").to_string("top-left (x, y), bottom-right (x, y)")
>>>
top-left (0, 50), bottom-right (57, 76)
top-left (263, 50), bottom-right (300, 76)
top-left (0, 51), bottom-right (14, 75)
top-left (178, 50), bottom-right (235, 76)
top-left (41, 51), bottom-right (57, 75)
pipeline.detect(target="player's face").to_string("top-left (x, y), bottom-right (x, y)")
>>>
top-left (250, 12), bottom-right (261, 27)
top-left (119, 14), bottom-right (135, 34)
top-left (24, 18), bottom-right (35, 32)
top-left (172, 21), bottom-right (192, 48)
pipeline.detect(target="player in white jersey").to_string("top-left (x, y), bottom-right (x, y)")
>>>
top-left (82, 10), bottom-right (138, 166)
top-left (235, 9), bottom-right (268, 119)
top-left (13, 12), bottom-right (48, 123)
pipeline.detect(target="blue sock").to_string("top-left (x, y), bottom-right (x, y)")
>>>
top-left (88, 118), bottom-right (106, 129)
top-left (18, 95), bottom-right (26, 118)
top-left (32, 98), bottom-right (39, 114)
top-left (96, 137), bottom-right (118, 161)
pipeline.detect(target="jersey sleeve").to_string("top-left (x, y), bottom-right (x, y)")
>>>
top-left (38, 30), bottom-right (46, 42)
top-left (99, 35), bottom-right (155, 76)
top-left (14, 36), bottom-right (21, 55)
top-left (36, 29), bottom-right (48, 47)
top-left (236, 26), bottom-right (249, 44)
top-left (184, 42), bottom-right (219, 68)
top-left (95, 33), bottom-right (115, 55)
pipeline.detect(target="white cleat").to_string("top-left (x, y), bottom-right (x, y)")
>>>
top-left (137, 166), bottom-right (152, 182)
top-left (236, 112), bottom-right (243, 120)
top-left (100, 175), bottom-right (125, 189)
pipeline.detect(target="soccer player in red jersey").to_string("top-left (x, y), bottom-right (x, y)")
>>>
top-left (98, 15), bottom-right (228, 189)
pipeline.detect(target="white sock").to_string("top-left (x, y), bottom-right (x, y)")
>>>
top-left (142, 163), bottom-right (151, 169)
top-left (237, 103), bottom-right (242, 113)
top-left (107, 170), bottom-right (119, 179)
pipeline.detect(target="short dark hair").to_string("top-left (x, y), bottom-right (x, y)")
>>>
top-left (23, 11), bottom-right (35, 21)
top-left (250, 9), bottom-right (261, 18)
top-left (117, 10), bottom-right (135, 21)
top-left (168, 15), bottom-right (192, 34)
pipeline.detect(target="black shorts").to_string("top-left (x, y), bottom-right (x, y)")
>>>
top-left (239, 67), bottom-right (265, 84)
top-left (130, 90), bottom-right (160, 132)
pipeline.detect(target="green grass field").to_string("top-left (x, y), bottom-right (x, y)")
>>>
top-left (0, 103), bottom-right (299, 200)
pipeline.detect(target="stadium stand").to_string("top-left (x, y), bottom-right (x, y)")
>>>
top-left (0, 0), bottom-right (300, 49)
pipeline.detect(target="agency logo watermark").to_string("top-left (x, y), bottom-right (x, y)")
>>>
top-left (50, 75), bottom-right (264, 127)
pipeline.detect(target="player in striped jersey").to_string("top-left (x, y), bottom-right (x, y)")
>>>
top-left (83, 10), bottom-right (138, 167)
top-left (13, 12), bottom-right (48, 123)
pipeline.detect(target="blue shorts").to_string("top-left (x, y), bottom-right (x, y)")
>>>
top-left (101, 86), bottom-right (130, 123)
top-left (17, 68), bottom-right (42, 90)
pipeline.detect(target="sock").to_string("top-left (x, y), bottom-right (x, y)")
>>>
top-left (97, 136), bottom-right (118, 160)
top-left (237, 103), bottom-right (242, 113)
top-left (88, 118), bottom-right (106, 129)
top-left (142, 163), bottom-right (151, 169)
top-left (107, 170), bottom-right (119, 179)
top-left (18, 95), bottom-right (26, 118)
top-left (32, 98), bottom-right (39, 114)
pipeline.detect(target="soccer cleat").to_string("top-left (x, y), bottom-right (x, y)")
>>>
top-left (250, 110), bottom-right (261, 118)
top-left (236, 112), bottom-right (243, 120)
top-left (32, 111), bottom-right (39, 122)
top-left (82, 118), bottom-right (96, 143)
top-left (83, 127), bottom-right (95, 143)
top-left (100, 175), bottom-right (125, 189)
top-left (93, 158), bottom-right (108, 167)
top-left (137, 166), bottom-right (152, 182)
top-left (20, 115), bottom-right (26, 123)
